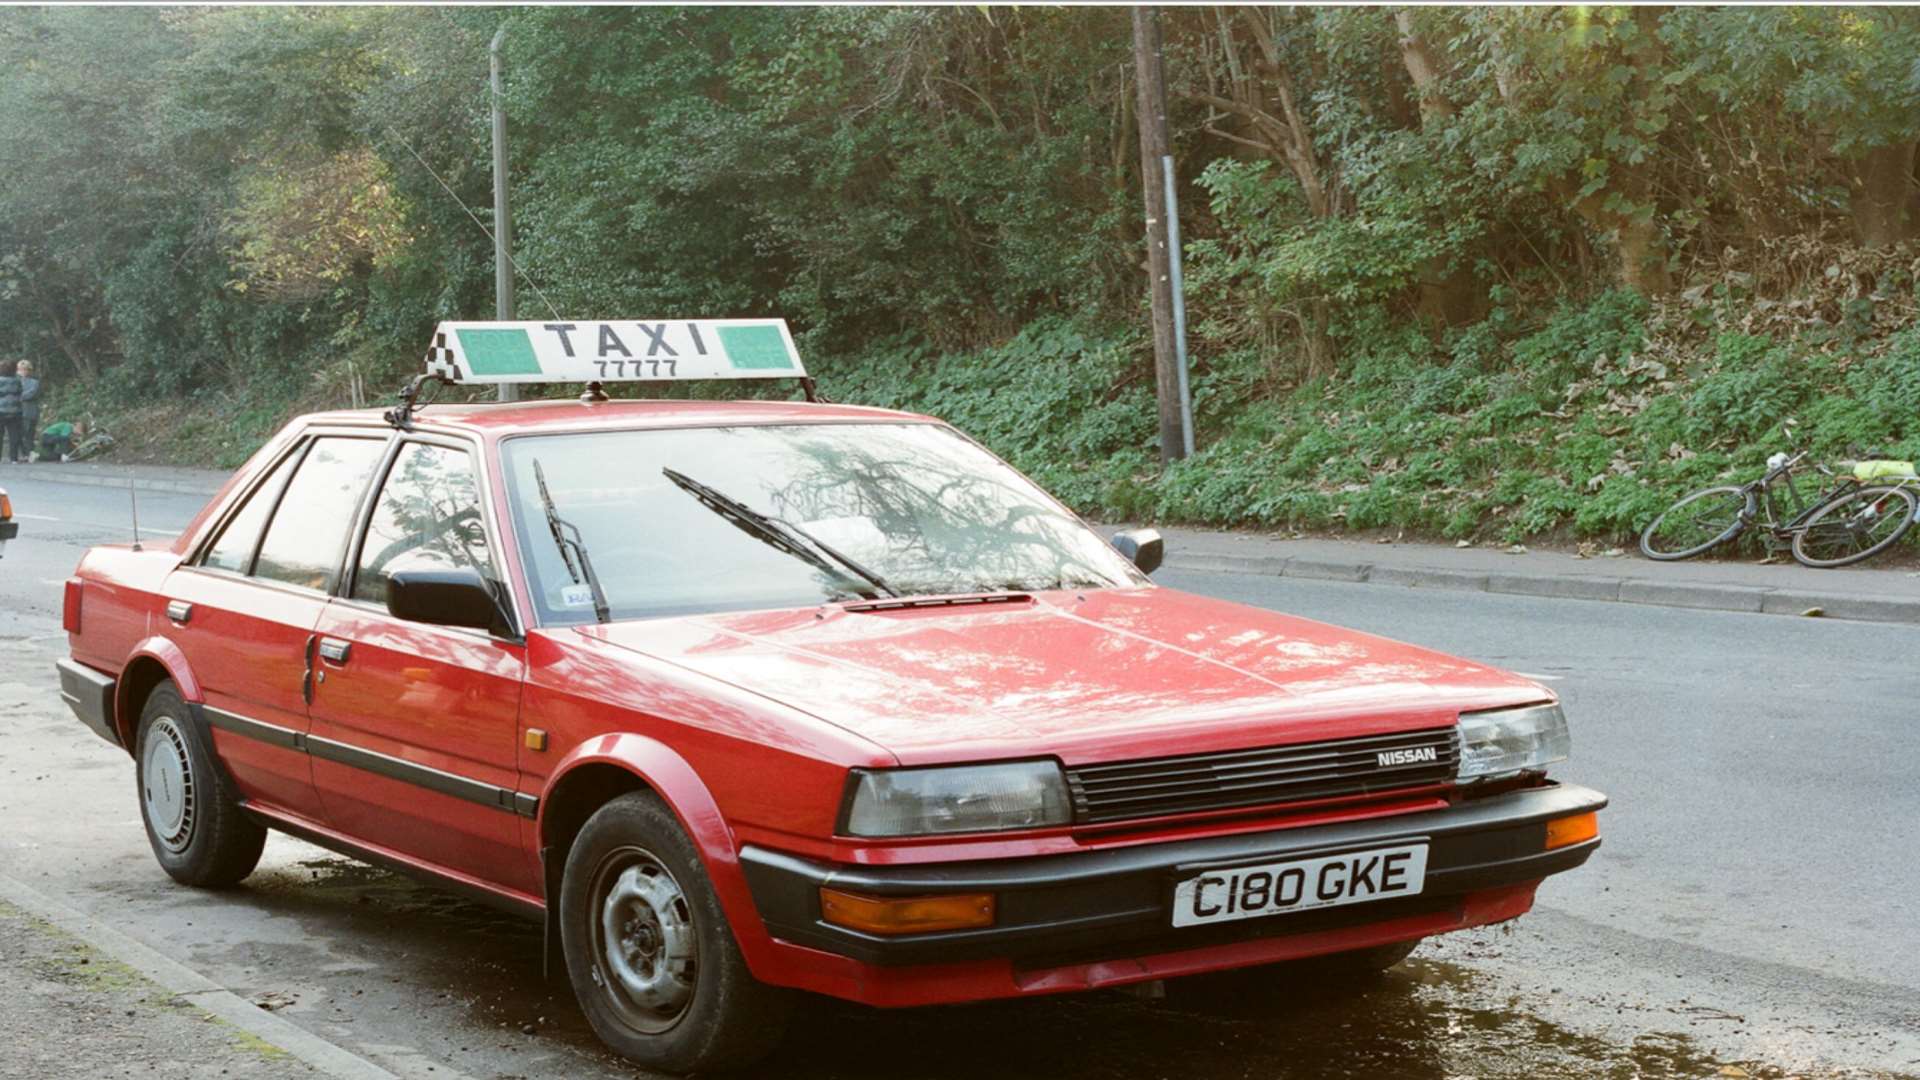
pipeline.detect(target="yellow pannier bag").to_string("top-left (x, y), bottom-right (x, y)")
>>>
top-left (1852, 459), bottom-right (1917, 481)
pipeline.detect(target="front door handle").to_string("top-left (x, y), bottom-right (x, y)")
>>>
top-left (317, 639), bottom-right (351, 665)
top-left (165, 600), bottom-right (192, 624)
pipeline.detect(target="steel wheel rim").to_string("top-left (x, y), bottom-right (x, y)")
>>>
top-left (143, 717), bottom-right (195, 853)
top-left (588, 845), bottom-right (697, 1034)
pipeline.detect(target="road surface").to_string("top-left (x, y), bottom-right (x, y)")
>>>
top-left (0, 469), bottom-right (1913, 1078)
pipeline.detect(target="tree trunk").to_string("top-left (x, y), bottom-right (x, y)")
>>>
top-left (1393, 10), bottom-right (1482, 327)
top-left (1132, 6), bottom-right (1188, 464)
top-left (1392, 11), bottom-right (1453, 125)
top-left (1300, 299), bottom-right (1335, 383)
top-left (27, 277), bottom-right (98, 383)
top-left (1615, 211), bottom-right (1674, 295)
top-left (1849, 140), bottom-right (1917, 248)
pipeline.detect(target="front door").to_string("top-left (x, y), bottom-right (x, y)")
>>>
top-left (305, 439), bottom-right (534, 897)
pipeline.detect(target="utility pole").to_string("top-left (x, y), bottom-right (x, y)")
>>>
top-left (490, 25), bottom-right (518, 403)
top-left (1132, 6), bottom-right (1188, 462)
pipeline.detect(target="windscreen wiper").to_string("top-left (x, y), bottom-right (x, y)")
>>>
top-left (534, 459), bottom-right (611, 623)
top-left (661, 467), bottom-right (897, 599)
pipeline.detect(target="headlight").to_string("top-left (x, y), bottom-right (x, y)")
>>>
top-left (1457, 703), bottom-right (1570, 781)
top-left (841, 760), bottom-right (1072, 837)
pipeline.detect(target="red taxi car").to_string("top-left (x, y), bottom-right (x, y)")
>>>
top-left (57, 320), bottom-right (1604, 1072)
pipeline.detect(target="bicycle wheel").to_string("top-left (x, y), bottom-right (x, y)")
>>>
top-left (1640, 485), bottom-right (1752, 560)
top-left (1791, 485), bottom-right (1917, 568)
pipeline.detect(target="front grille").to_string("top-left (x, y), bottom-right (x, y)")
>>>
top-left (1065, 726), bottom-right (1460, 825)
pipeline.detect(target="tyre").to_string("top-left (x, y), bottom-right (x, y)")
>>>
top-left (1170, 938), bottom-right (1422, 1011)
top-left (559, 792), bottom-right (791, 1073)
top-left (1791, 485), bottom-right (1918, 568)
top-left (1640, 485), bottom-right (1752, 560)
top-left (135, 683), bottom-right (266, 887)
top-left (1308, 938), bottom-right (1421, 974)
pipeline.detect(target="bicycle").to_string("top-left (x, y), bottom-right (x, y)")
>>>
top-left (1639, 422), bottom-right (1916, 567)
top-left (66, 419), bottom-right (115, 462)
top-left (1789, 460), bottom-right (1917, 568)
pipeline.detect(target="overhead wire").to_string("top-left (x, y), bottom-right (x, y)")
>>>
top-left (384, 125), bottom-right (564, 322)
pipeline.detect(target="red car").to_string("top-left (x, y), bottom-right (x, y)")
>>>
top-left (57, 321), bottom-right (1604, 1072)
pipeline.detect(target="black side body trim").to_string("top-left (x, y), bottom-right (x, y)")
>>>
top-left (55, 659), bottom-right (118, 748)
top-left (201, 706), bottom-right (538, 819)
top-left (204, 705), bottom-right (302, 750)
top-left (741, 782), bottom-right (1606, 967)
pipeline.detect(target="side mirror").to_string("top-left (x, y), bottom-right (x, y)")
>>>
top-left (1110, 528), bottom-right (1164, 575)
top-left (387, 567), bottom-right (512, 637)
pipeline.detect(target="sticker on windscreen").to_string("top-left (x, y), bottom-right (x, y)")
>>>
top-left (559, 584), bottom-right (595, 608)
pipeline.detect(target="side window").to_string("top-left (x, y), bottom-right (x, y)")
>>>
top-left (253, 437), bottom-right (387, 592)
top-left (351, 443), bottom-right (496, 607)
top-left (200, 444), bottom-right (302, 574)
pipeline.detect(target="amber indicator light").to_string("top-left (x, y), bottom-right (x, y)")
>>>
top-left (819, 888), bottom-right (995, 935)
top-left (1544, 811), bottom-right (1599, 850)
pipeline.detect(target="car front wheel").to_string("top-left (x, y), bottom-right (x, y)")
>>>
top-left (559, 791), bottom-right (791, 1073)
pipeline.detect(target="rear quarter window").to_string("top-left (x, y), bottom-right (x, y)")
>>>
top-left (200, 445), bottom-right (303, 574)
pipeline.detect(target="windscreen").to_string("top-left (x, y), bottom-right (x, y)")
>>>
top-left (500, 422), bottom-right (1143, 624)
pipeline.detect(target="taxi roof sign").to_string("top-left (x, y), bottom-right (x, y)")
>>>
top-left (423, 319), bottom-right (806, 384)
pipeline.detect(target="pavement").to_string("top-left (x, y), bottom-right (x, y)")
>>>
top-left (0, 893), bottom-right (324, 1079)
top-left (2, 459), bottom-right (233, 496)
top-left (1135, 523), bottom-right (1920, 624)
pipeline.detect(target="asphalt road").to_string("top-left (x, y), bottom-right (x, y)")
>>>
top-left (0, 471), bottom-right (207, 635)
top-left (0, 470), bottom-right (1914, 1078)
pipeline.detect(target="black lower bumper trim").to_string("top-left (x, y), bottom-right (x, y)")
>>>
top-left (741, 782), bottom-right (1606, 967)
top-left (56, 659), bottom-right (118, 749)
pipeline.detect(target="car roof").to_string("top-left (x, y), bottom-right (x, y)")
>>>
top-left (298, 397), bottom-right (936, 438)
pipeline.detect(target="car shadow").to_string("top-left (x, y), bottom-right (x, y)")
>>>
top-left (226, 854), bottom-right (1764, 1080)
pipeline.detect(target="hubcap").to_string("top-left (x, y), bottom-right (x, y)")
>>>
top-left (591, 847), bottom-right (696, 1032)
top-left (142, 717), bottom-right (195, 853)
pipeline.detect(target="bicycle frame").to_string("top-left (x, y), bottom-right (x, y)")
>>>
top-left (1744, 453), bottom-right (1858, 551)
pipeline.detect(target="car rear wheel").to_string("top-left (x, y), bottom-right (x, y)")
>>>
top-left (559, 791), bottom-right (791, 1073)
top-left (135, 682), bottom-right (266, 887)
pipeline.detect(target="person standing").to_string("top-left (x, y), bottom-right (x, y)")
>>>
top-left (16, 360), bottom-right (40, 462)
top-left (0, 362), bottom-right (22, 464)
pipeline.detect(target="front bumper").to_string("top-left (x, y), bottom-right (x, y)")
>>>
top-left (742, 782), bottom-right (1604, 973)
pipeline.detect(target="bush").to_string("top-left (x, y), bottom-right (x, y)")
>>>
top-left (808, 288), bottom-right (1918, 553)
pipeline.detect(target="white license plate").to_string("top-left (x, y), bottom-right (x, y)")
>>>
top-left (1170, 843), bottom-right (1428, 928)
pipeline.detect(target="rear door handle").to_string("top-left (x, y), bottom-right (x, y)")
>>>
top-left (165, 600), bottom-right (192, 624)
top-left (317, 639), bottom-right (351, 664)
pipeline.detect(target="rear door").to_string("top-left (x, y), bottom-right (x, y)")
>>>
top-left (164, 432), bottom-right (389, 821)
top-left (306, 436), bottom-right (535, 896)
